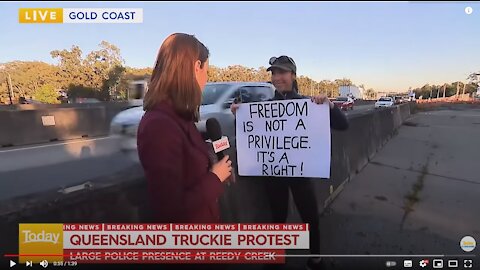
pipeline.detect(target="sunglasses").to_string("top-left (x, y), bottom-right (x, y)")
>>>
top-left (269, 55), bottom-right (296, 66)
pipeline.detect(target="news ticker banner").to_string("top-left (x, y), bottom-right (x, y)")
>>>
top-left (18, 8), bottom-right (143, 24)
top-left (18, 223), bottom-right (309, 264)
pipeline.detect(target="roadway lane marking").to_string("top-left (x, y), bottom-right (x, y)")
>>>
top-left (0, 136), bottom-right (115, 153)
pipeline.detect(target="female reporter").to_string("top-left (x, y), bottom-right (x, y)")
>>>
top-left (137, 33), bottom-right (232, 224)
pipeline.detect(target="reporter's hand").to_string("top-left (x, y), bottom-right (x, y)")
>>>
top-left (230, 103), bottom-right (241, 115)
top-left (311, 94), bottom-right (334, 109)
top-left (211, 155), bottom-right (232, 183)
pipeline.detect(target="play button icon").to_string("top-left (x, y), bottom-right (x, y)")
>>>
top-left (9, 260), bottom-right (16, 267)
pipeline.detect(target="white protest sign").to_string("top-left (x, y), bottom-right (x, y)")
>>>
top-left (235, 99), bottom-right (331, 178)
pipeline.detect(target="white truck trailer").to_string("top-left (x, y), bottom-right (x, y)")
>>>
top-left (339, 85), bottom-right (363, 100)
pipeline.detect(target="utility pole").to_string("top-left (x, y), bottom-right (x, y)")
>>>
top-left (310, 80), bottom-right (313, 97)
top-left (6, 73), bottom-right (14, 105)
top-left (456, 82), bottom-right (460, 98)
top-left (0, 66), bottom-right (14, 105)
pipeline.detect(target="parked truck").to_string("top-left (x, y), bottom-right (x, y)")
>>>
top-left (127, 79), bottom-right (148, 107)
top-left (339, 85), bottom-right (363, 100)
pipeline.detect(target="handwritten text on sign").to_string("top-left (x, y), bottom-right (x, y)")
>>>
top-left (235, 99), bottom-right (331, 178)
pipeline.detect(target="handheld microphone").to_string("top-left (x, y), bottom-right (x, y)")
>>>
top-left (206, 118), bottom-right (229, 160)
top-left (205, 118), bottom-right (235, 184)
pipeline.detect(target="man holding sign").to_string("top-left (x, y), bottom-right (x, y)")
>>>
top-left (231, 55), bottom-right (348, 270)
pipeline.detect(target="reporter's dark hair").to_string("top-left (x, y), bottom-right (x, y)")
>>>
top-left (144, 33), bottom-right (209, 121)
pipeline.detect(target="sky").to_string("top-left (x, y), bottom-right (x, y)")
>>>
top-left (1, 1), bottom-right (479, 92)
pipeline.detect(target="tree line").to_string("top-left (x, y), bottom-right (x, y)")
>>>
top-left (0, 43), bottom-right (372, 104)
top-left (0, 42), bottom-right (152, 104)
top-left (7, 41), bottom-right (477, 104)
top-left (411, 82), bottom-right (478, 100)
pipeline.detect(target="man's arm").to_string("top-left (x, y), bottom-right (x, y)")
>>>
top-left (308, 94), bottom-right (349, 131)
top-left (329, 105), bottom-right (349, 130)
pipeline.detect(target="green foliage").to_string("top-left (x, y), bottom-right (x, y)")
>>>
top-left (0, 41), bottom-right (144, 103)
top-left (0, 40), bottom-right (378, 103)
top-left (206, 66), bottom-right (361, 98)
top-left (364, 88), bottom-right (377, 99)
top-left (412, 82), bottom-right (477, 99)
top-left (67, 84), bottom-right (98, 100)
top-left (124, 67), bottom-right (153, 81)
top-left (2, 40), bottom-right (478, 104)
top-left (0, 61), bottom-right (61, 101)
top-left (102, 65), bottom-right (127, 101)
top-left (33, 84), bottom-right (60, 104)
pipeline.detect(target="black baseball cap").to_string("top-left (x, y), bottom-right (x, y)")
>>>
top-left (267, 55), bottom-right (297, 74)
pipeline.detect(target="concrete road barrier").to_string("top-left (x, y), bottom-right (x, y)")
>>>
top-left (0, 102), bottom-right (416, 255)
top-left (0, 103), bottom-right (131, 147)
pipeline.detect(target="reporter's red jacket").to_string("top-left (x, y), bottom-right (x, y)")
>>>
top-left (137, 101), bottom-right (224, 223)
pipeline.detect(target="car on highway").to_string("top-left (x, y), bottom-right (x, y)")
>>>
top-left (333, 97), bottom-right (354, 111)
top-left (110, 82), bottom-right (275, 162)
top-left (19, 97), bottom-right (45, 104)
top-left (393, 96), bottom-right (404, 105)
top-left (375, 97), bottom-right (395, 108)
